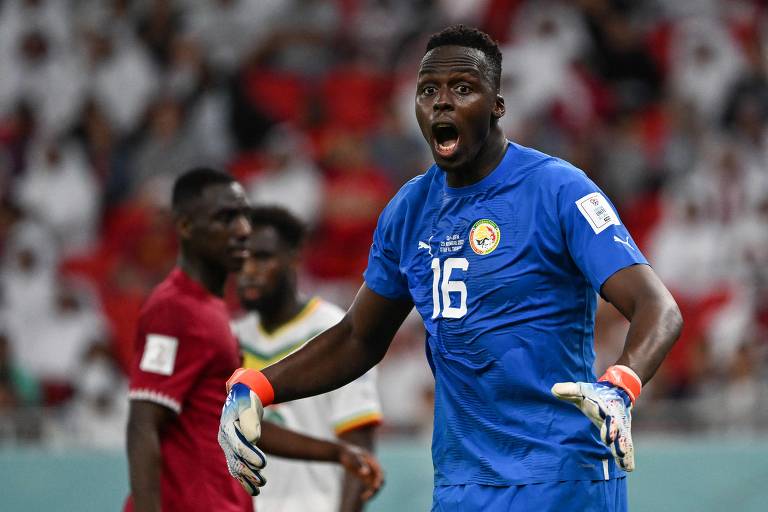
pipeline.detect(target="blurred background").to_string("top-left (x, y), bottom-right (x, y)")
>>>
top-left (0, 0), bottom-right (767, 510)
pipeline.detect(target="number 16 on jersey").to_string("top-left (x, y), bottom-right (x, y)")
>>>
top-left (431, 257), bottom-right (469, 319)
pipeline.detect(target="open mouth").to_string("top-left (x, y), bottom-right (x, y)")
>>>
top-left (239, 285), bottom-right (262, 301)
top-left (433, 124), bottom-right (460, 158)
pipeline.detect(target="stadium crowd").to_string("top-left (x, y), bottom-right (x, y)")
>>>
top-left (1, 0), bottom-right (767, 447)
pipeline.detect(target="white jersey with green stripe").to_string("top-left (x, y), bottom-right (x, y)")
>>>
top-left (231, 297), bottom-right (382, 512)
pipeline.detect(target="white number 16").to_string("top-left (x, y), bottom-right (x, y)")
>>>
top-left (431, 257), bottom-right (469, 319)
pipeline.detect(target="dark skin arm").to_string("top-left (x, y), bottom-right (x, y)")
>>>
top-left (338, 425), bottom-right (377, 512)
top-left (600, 264), bottom-right (683, 384)
top-left (126, 401), bottom-right (177, 512)
top-left (258, 421), bottom-right (383, 501)
top-left (263, 284), bottom-right (413, 403)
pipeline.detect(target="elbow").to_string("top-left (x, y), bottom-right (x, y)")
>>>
top-left (665, 297), bottom-right (684, 345)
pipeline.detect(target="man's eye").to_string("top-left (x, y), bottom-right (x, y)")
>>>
top-left (456, 85), bottom-right (471, 94)
top-left (422, 86), bottom-right (436, 96)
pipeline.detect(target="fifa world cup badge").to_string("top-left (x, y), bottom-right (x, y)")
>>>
top-left (469, 219), bottom-right (500, 255)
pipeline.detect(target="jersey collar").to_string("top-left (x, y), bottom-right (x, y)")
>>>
top-left (441, 140), bottom-right (514, 197)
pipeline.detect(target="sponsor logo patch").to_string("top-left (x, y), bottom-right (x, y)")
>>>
top-left (575, 192), bottom-right (620, 234)
top-left (139, 334), bottom-right (178, 375)
top-left (469, 219), bottom-right (501, 255)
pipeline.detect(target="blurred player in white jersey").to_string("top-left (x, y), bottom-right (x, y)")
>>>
top-left (232, 205), bottom-right (383, 512)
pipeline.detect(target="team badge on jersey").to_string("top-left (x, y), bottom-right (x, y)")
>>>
top-left (469, 219), bottom-right (501, 255)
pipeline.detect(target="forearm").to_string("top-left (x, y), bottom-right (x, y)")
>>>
top-left (264, 322), bottom-right (388, 404)
top-left (244, 285), bottom-right (412, 405)
top-left (127, 423), bottom-right (163, 512)
top-left (614, 293), bottom-right (682, 384)
top-left (258, 420), bottom-right (341, 462)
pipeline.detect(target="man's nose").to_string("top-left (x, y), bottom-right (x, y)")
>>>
top-left (233, 214), bottom-right (251, 238)
top-left (433, 87), bottom-right (453, 112)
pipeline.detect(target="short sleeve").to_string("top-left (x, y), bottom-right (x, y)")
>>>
top-left (328, 368), bottom-right (383, 435)
top-left (128, 302), bottom-right (211, 413)
top-left (363, 202), bottom-right (410, 300)
top-left (557, 170), bottom-right (649, 293)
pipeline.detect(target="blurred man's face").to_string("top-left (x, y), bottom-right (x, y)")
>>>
top-left (237, 225), bottom-right (295, 312)
top-left (182, 183), bottom-right (251, 272)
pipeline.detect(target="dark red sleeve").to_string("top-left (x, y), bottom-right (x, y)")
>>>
top-left (128, 299), bottom-right (212, 413)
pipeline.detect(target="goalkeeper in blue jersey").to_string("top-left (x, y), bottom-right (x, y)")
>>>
top-left (219, 25), bottom-right (682, 511)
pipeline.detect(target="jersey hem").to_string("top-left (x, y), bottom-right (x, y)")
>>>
top-left (128, 389), bottom-right (182, 414)
top-left (334, 412), bottom-right (383, 435)
top-left (433, 468), bottom-right (626, 487)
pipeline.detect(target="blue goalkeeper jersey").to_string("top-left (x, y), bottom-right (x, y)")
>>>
top-left (364, 141), bottom-right (648, 487)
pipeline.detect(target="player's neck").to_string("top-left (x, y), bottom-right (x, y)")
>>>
top-left (444, 129), bottom-right (507, 188)
top-left (258, 291), bottom-right (306, 334)
top-left (178, 254), bottom-right (227, 297)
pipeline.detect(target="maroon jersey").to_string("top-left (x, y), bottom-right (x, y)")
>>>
top-left (125, 268), bottom-right (252, 512)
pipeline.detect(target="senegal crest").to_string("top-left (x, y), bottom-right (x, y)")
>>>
top-left (469, 219), bottom-right (500, 255)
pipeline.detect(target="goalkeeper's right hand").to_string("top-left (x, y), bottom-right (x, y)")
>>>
top-left (218, 368), bottom-right (275, 495)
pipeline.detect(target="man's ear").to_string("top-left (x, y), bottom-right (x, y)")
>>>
top-left (492, 95), bottom-right (505, 120)
top-left (176, 214), bottom-right (193, 240)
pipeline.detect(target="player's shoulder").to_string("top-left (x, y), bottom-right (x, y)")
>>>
top-left (378, 167), bottom-right (439, 224)
top-left (139, 276), bottom-right (201, 330)
top-left (306, 297), bottom-right (345, 328)
top-left (508, 141), bottom-right (590, 190)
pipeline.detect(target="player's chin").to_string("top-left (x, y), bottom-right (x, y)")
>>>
top-left (433, 151), bottom-right (467, 172)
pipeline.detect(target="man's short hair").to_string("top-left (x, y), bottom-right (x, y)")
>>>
top-left (425, 24), bottom-right (503, 92)
top-left (249, 206), bottom-right (306, 250)
top-left (171, 167), bottom-right (234, 215)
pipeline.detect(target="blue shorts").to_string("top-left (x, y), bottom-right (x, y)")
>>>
top-left (432, 478), bottom-right (627, 511)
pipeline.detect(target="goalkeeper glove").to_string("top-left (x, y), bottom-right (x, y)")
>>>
top-left (551, 365), bottom-right (642, 472)
top-left (218, 368), bottom-right (275, 495)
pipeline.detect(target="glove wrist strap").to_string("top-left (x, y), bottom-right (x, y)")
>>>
top-left (227, 368), bottom-right (275, 407)
top-left (598, 364), bottom-right (642, 403)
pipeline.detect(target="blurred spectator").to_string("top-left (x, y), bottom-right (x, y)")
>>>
top-left (0, 218), bottom-right (58, 333)
top-left (52, 342), bottom-right (128, 449)
top-left (244, 124), bottom-right (323, 227)
top-left (499, 0), bottom-right (592, 138)
top-left (369, 104), bottom-right (431, 186)
top-left (71, 99), bottom-right (130, 207)
top-left (0, 29), bottom-right (84, 136)
top-left (307, 130), bottom-right (393, 280)
top-left (130, 97), bottom-right (207, 201)
top-left (4, 277), bottom-right (109, 405)
top-left (184, 0), bottom-right (281, 75)
top-left (669, 17), bottom-right (746, 124)
top-left (81, 26), bottom-right (158, 135)
top-left (252, 0), bottom-right (343, 78)
top-left (15, 138), bottom-right (99, 255)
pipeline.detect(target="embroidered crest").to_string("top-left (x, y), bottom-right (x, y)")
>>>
top-left (469, 219), bottom-right (500, 255)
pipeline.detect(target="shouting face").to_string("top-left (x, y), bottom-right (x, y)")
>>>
top-left (415, 45), bottom-right (505, 178)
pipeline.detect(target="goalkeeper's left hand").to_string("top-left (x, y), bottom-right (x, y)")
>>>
top-left (551, 365), bottom-right (642, 472)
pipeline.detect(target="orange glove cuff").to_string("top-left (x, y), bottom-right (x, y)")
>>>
top-left (598, 365), bottom-right (642, 403)
top-left (227, 368), bottom-right (275, 407)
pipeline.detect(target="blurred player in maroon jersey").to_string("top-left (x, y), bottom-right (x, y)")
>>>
top-left (125, 168), bottom-right (383, 511)
top-left (125, 168), bottom-right (254, 512)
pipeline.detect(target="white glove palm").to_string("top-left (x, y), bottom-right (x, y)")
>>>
top-left (218, 382), bottom-right (268, 495)
top-left (551, 381), bottom-right (635, 472)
